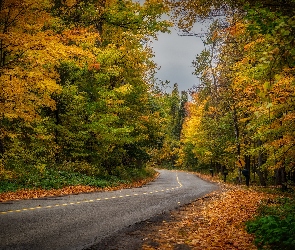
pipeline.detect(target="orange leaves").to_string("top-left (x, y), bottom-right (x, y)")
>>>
top-left (143, 185), bottom-right (272, 250)
top-left (227, 22), bottom-right (246, 37)
top-left (88, 63), bottom-right (101, 71)
top-left (243, 37), bottom-right (265, 51)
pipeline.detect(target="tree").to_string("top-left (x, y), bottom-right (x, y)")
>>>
top-left (0, 0), bottom-right (172, 181)
top-left (170, 0), bottom-right (295, 186)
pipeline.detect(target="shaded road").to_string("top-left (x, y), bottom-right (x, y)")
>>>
top-left (0, 170), bottom-right (218, 250)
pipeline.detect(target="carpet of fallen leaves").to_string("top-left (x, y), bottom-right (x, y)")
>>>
top-left (0, 173), bottom-right (159, 202)
top-left (142, 174), bottom-right (275, 250)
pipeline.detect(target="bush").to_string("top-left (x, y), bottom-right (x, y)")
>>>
top-left (246, 198), bottom-right (295, 250)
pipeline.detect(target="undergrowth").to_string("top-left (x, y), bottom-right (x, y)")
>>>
top-left (0, 164), bottom-right (156, 193)
top-left (246, 196), bottom-right (295, 250)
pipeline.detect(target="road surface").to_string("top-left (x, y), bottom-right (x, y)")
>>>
top-left (0, 170), bottom-right (218, 250)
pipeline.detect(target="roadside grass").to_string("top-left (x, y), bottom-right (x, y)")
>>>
top-left (0, 165), bottom-right (157, 201)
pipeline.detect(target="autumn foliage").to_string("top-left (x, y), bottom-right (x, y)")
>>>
top-left (172, 0), bottom-right (295, 188)
top-left (0, 0), bottom-right (172, 191)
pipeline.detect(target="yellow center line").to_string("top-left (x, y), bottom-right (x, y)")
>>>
top-left (1, 173), bottom-right (184, 215)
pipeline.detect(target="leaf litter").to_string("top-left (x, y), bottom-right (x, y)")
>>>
top-left (141, 173), bottom-right (275, 250)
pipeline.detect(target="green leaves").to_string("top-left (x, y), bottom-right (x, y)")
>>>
top-left (246, 198), bottom-right (295, 250)
top-left (0, 0), bottom-right (171, 187)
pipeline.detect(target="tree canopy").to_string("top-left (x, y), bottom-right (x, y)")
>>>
top-left (172, 0), bottom-right (295, 187)
top-left (0, 0), bottom-right (174, 187)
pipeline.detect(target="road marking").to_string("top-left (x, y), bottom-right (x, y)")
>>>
top-left (0, 171), bottom-right (183, 215)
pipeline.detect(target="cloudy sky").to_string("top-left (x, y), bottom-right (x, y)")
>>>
top-left (150, 26), bottom-right (206, 92)
top-left (135, 0), bottom-right (209, 92)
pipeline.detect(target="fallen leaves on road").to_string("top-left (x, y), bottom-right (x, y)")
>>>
top-left (142, 183), bottom-right (273, 250)
top-left (0, 173), bottom-right (159, 202)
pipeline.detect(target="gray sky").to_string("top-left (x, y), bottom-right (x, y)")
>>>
top-left (136, 0), bottom-right (208, 92)
top-left (150, 27), bottom-right (205, 92)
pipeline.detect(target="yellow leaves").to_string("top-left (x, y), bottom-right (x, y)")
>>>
top-left (244, 38), bottom-right (265, 51)
top-left (61, 27), bottom-right (101, 47)
top-left (106, 99), bottom-right (125, 106)
top-left (228, 22), bottom-right (246, 36)
top-left (114, 84), bottom-right (133, 95)
top-left (64, 0), bottom-right (77, 8)
top-left (0, 165), bottom-right (15, 181)
top-left (0, 1), bottom-right (102, 123)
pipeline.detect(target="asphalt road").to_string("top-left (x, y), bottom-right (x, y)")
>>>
top-left (0, 170), bottom-right (218, 250)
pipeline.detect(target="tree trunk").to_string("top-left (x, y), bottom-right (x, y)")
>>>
top-left (0, 139), bottom-right (4, 156)
top-left (256, 140), bottom-right (267, 186)
top-left (275, 167), bottom-right (287, 191)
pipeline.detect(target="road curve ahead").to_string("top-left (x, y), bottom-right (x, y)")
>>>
top-left (0, 170), bottom-right (218, 250)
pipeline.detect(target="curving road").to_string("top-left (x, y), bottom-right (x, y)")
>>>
top-left (0, 170), bottom-right (218, 250)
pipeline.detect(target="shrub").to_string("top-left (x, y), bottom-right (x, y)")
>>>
top-left (246, 198), bottom-right (295, 250)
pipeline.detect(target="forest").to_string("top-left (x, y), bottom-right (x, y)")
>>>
top-left (173, 0), bottom-right (295, 189)
top-left (0, 0), bottom-right (176, 191)
top-left (1, 0), bottom-right (295, 192)
top-left (1, 0), bottom-right (295, 248)
top-left (0, 0), bottom-right (294, 191)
